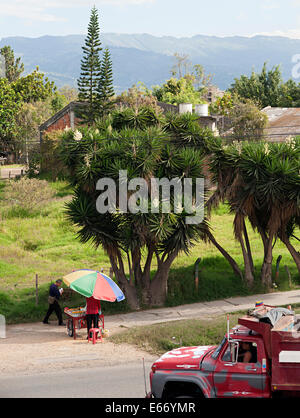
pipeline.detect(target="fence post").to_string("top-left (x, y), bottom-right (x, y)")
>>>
top-left (284, 266), bottom-right (292, 288)
top-left (35, 274), bottom-right (39, 306)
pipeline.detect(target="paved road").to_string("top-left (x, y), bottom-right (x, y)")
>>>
top-left (0, 167), bottom-right (25, 179)
top-left (106, 289), bottom-right (300, 330)
top-left (1, 289), bottom-right (300, 398)
top-left (0, 362), bottom-right (152, 398)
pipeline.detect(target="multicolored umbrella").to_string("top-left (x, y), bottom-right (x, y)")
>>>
top-left (63, 269), bottom-right (125, 302)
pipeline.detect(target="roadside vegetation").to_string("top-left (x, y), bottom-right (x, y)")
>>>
top-left (0, 177), bottom-right (298, 324)
top-left (111, 306), bottom-right (300, 356)
top-left (111, 315), bottom-right (240, 356)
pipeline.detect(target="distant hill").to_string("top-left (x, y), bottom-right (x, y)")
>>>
top-left (1, 33), bottom-right (300, 93)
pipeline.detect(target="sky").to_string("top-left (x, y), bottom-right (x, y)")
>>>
top-left (1, 0), bottom-right (300, 39)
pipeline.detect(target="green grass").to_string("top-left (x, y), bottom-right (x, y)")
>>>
top-left (0, 284), bottom-right (131, 325)
top-left (0, 179), bottom-right (299, 324)
top-left (110, 316), bottom-right (233, 355)
top-left (0, 164), bottom-right (25, 170)
top-left (111, 307), bottom-right (300, 355)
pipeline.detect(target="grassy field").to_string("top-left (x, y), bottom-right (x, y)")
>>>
top-left (111, 315), bottom-right (238, 356)
top-left (0, 177), bottom-right (299, 324)
top-left (111, 306), bottom-right (300, 356)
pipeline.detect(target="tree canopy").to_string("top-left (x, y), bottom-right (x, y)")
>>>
top-left (206, 136), bottom-right (300, 286)
top-left (152, 76), bottom-right (207, 106)
top-left (0, 47), bottom-right (61, 161)
top-left (12, 67), bottom-right (56, 103)
top-left (0, 78), bottom-right (21, 152)
top-left (230, 62), bottom-right (300, 108)
top-left (56, 109), bottom-right (241, 309)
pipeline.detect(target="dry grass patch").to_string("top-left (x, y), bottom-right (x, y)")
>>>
top-left (4, 178), bottom-right (55, 212)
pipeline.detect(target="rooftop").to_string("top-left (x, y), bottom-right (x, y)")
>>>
top-left (262, 106), bottom-right (300, 142)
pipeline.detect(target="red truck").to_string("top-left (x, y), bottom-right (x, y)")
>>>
top-left (148, 305), bottom-right (300, 398)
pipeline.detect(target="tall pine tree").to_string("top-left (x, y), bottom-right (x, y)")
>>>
top-left (77, 6), bottom-right (102, 125)
top-left (96, 48), bottom-right (115, 116)
top-left (0, 46), bottom-right (24, 83)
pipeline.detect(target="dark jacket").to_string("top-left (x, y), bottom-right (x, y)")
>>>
top-left (49, 283), bottom-right (61, 300)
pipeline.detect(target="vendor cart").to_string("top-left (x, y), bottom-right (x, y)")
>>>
top-left (64, 307), bottom-right (104, 340)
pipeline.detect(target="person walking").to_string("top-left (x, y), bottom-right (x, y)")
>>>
top-left (43, 279), bottom-right (64, 325)
top-left (86, 296), bottom-right (101, 339)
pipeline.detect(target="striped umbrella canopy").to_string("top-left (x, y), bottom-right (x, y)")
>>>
top-left (63, 269), bottom-right (125, 302)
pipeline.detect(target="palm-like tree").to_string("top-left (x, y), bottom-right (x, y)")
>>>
top-left (59, 122), bottom-right (211, 309)
top-left (207, 137), bottom-right (300, 287)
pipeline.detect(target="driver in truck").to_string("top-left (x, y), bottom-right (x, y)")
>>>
top-left (238, 342), bottom-right (255, 363)
top-left (238, 341), bottom-right (257, 363)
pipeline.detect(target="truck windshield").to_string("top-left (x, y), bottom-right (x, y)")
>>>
top-left (211, 337), bottom-right (226, 360)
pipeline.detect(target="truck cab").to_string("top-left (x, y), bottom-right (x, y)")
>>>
top-left (206, 327), bottom-right (269, 398)
top-left (149, 305), bottom-right (300, 399)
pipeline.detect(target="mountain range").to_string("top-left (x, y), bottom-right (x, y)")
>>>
top-left (1, 33), bottom-right (300, 93)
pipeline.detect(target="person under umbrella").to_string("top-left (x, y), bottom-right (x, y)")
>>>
top-left (63, 269), bottom-right (125, 340)
top-left (85, 296), bottom-right (102, 339)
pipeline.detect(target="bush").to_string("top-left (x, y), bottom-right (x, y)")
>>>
top-left (111, 106), bottom-right (163, 131)
top-left (4, 177), bottom-right (55, 212)
top-left (116, 83), bottom-right (162, 113)
top-left (40, 129), bottom-right (69, 179)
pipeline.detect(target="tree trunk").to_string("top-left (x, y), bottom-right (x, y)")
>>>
top-left (207, 231), bottom-right (244, 280)
top-left (239, 234), bottom-right (254, 287)
top-left (260, 234), bottom-right (274, 288)
top-left (120, 279), bottom-right (140, 310)
top-left (140, 247), bottom-right (154, 306)
top-left (132, 247), bottom-right (142, 288)
top-left (109, 253), bottom-right (140, 310)
top-left (148, 264), bottom-right (170, 306)
top-left (243, 221), bottom-right (255, 275)
top-left (281, 236), bottom-right (300, 277)
top-left (147, 252), bottom-right (177, 307)
top-left (258, 228), bottom-right (268, 256)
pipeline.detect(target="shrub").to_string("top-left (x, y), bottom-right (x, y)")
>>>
top-left (4, 177), bottom-right (55, 212)
top-left (116, 83), bottom-right (162, 113)
top-left (40, 129), bottom-right (69, 179)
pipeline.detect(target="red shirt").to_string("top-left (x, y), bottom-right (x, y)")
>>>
top-left (86, 297), bottom-right (101, 315)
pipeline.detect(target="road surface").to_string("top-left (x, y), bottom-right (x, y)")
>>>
top-left (1, 289), bottom-right (299, 398)
top-left (0, 166), bottom-right (25, 179)
top-left (0, 362), bottom-right (153, 398)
